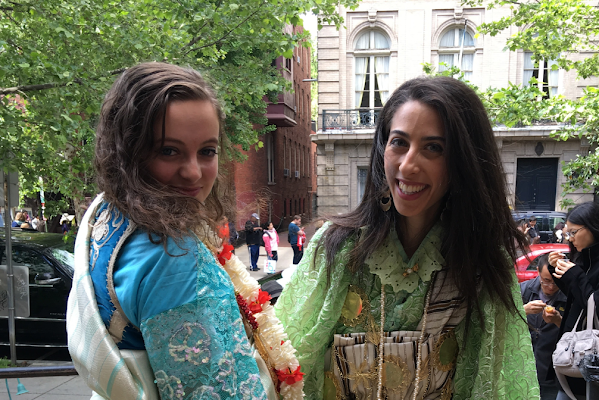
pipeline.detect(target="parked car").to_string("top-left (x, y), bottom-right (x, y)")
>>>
top-left (0, 230), bottom-right (74, 348)
top-left (514, 243), bottom-right (570, 283)
top-left (512, 210), bottom-right (567, 243)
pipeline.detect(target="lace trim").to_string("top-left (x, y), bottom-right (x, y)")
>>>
top-left (365, 224), bottom-right (445, 293)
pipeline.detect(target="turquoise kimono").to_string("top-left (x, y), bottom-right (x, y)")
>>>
top-left (88, 200), bottom-right (266, 399)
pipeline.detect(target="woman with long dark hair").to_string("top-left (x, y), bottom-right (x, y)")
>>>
top-left (275, 76), bottom-right (538, 398)
top-left (549, 201), bottom-right (599, 399)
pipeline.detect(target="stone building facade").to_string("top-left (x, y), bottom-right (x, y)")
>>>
top-left (313, 0), bottom-right (596, 216)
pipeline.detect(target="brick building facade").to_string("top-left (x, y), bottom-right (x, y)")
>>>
top-left (230, 26), bottom-right (315, 233)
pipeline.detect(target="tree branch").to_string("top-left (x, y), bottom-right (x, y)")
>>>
top-left (183, 2), bottom-right (263, 56)
top-left (182, 0), bottom-right (223, 51)
top-left (0, 68), bottom-right (126, 94)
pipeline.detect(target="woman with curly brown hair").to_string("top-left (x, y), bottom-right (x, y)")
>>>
top-left (66, 62), bottom-right (300, 399)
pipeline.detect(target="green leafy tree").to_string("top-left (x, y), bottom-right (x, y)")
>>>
top-left (0, 0), bottom-right (359, 221)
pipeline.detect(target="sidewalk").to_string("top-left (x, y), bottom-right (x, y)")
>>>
top-left (1, 361), bottom-right (89, 400)
top-left (2, 221), bottom-right (320, 399)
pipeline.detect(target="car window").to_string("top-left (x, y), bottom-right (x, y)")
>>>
top-left (51, 249), bottom-right (74, 275)
top-left (526, 256), bottom-right (540, 271)
top-left (11, 247), bottom-right (54, 284)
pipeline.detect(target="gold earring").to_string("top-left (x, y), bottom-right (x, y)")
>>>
top-left (380, 190), bottom-right (392, 212)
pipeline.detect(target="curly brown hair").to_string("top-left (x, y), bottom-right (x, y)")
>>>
top-left (94, 62), bottom-right (226, 246)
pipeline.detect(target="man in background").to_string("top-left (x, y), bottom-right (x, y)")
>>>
top-left (288, 215), bottom-right (303, 267)
top-left (521, 253), bottom-right (567, 399)
top-left (244, 213), bottom-right (262, 271)
top-left (528, 216), bottom-right (541, 244)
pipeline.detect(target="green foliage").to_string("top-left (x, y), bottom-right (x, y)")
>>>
top-left (0, 0), bottom-right (359, 218)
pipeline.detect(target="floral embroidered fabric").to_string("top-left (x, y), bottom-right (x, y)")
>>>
top-left (274, 224), bottom-right (540, 399)
top-left (141, 240), bottom-right (267, 399)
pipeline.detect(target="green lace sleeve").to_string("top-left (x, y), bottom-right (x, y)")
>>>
top-left (453, 280), bottom-right (540, 399)
top-left (274, 225), bottom-right (352, 399)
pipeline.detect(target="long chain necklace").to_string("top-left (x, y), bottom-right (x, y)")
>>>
top-left (376, 280), bottom-right (433, 400)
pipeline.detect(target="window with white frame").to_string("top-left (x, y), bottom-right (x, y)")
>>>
top-left (354, 30), bottom-right (390, 108)
top-left (438, 27), bottom-right (475, 80)
top-left (524, 52), bottom-right (559, 97)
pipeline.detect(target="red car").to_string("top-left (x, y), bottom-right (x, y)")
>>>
top-left (514, 243), bottom-right (570, 283)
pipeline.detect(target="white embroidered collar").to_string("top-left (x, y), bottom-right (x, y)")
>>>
top-left (365, 223), bottom-right (445, 293)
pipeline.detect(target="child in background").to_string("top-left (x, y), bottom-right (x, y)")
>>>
top-left (262, 221), bottom-right (279, 261)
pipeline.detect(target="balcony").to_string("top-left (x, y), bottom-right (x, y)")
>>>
top-left (322, 108), bottom-right (382, 133)
top-left (265, 92), bottom-right (296, 127)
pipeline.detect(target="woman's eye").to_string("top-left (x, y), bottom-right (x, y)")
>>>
top-left (389, 137), bottom-right (408, 147)
top-left (159, 147), bottom-right (176, 156)
top-left (425, 143), bottom-right (444, 153)
top-left (200, 148), bottom-right (218, 157)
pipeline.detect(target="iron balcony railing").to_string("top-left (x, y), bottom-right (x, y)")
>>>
top-left (322, 108), bottom-right (382, 132)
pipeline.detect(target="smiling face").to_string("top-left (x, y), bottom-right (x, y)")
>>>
top-left (384, 101), bottom-right (449, 230)
top-left (566, 221), bottom-right (596, 252)
top-left (147, 99), bottom-right (220, 203)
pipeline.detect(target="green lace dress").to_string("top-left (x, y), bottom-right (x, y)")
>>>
top-left (274, 223), bottom-right (540, 399)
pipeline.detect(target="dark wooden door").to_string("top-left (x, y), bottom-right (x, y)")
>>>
top-left (515, 158), bottom-right (558, 210)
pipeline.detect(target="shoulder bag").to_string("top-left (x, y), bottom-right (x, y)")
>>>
top-left (553, 293), bottom-right (599, 400)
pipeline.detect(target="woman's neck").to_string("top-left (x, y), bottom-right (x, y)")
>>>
top-left (396, 214), bottom-right (438, 258)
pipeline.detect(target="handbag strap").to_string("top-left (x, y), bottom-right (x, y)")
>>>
top-left (587, 293), bottom-right (597, 331)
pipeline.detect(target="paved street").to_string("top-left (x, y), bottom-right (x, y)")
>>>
top-left (2, 221), bottom-right (318, 399)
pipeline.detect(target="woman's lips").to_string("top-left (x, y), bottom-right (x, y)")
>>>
top-left (395, 180), bottom-right (428, 200)
top-left (175, 187), bottom-right (202, 197)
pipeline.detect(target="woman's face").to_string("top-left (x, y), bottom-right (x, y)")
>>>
top-left (384, 101), bottom-right (448, 228)
top-left (147, 100), bottom-right (220, 203)
top-left (566, 221), bottom-right (596, 252)
top-left (268, 222), bottom-right (274, 230)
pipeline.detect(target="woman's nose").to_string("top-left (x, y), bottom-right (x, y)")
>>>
top-left (180, 157), bottom-right (202, 181)
top-left (398, 148), bottom-right (420, 176)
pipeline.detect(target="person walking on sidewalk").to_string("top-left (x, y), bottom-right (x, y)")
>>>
top-left (288, 215), bottom-right (303, 266)
top-left (245, 213), bottom-right (263, 271)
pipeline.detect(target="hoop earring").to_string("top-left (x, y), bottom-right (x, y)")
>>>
top-left (380, 190), bottom-right (392, 212)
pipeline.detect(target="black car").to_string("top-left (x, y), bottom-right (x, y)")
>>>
top-left (512, 210), bottom-right (567, 243)
top-left (0, 229), bottom-right (74, 348)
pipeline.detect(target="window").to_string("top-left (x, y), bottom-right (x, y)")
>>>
top-left (438, 28), bottom-right (475, 80)
top-left (355, 30), bottom-right (390, 108)
top-left (357, 168), bottom-right (368, 202)
top-left (524, 52), bottom-right (559, 97)
top-left (266, 134), bottom-right (275, 183)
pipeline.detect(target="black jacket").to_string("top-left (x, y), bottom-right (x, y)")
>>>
top-left (520, 276), bottom-right (567, 385)
top-left (551, 242), bottom-right (599, 394)
top-left (244, 220), bottom-right (263, 246)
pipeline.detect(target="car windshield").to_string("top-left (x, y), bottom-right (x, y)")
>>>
top-left (51, 248), bottom-right (75, 275)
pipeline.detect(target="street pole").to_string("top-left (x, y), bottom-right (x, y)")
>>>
top-left (3, 171), bottom-right (17, 365)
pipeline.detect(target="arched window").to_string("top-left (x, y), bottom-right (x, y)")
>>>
top-left (354, 30), bottom-right (390, 108)
top-left (438, 27), bottom-right (475, 80)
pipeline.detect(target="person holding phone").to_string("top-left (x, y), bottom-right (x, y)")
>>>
top-left (548, 201), bottom-right (599, 399)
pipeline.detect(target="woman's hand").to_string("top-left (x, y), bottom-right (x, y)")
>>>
top-left (548, 251), bottom-right (566, 268)
top-left (553, 259), bottom-right (576, 279)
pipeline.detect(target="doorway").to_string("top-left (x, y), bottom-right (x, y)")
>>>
top-left (515, 158), bottom-right (558, 210)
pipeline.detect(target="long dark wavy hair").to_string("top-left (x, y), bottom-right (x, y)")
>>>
top-left (94, 62), bottom-right (226, 246)
top-left (566, 201), bottom-right (599, 262)
top-left (320, 76), bottom-right (529, 328)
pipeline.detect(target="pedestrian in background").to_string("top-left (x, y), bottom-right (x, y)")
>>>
top-left (529, 216), bottom-right (541, 244)
top-left (521, 253), bottom-right (567, 399)
top-left (288, 215), bottom-right (303, 266)
top-left (245, 212), bottom-right (262, 271)
top-left (549, 201), bottom-right (599, 399)
top-left (262, 221), bottom-right (279, 262)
